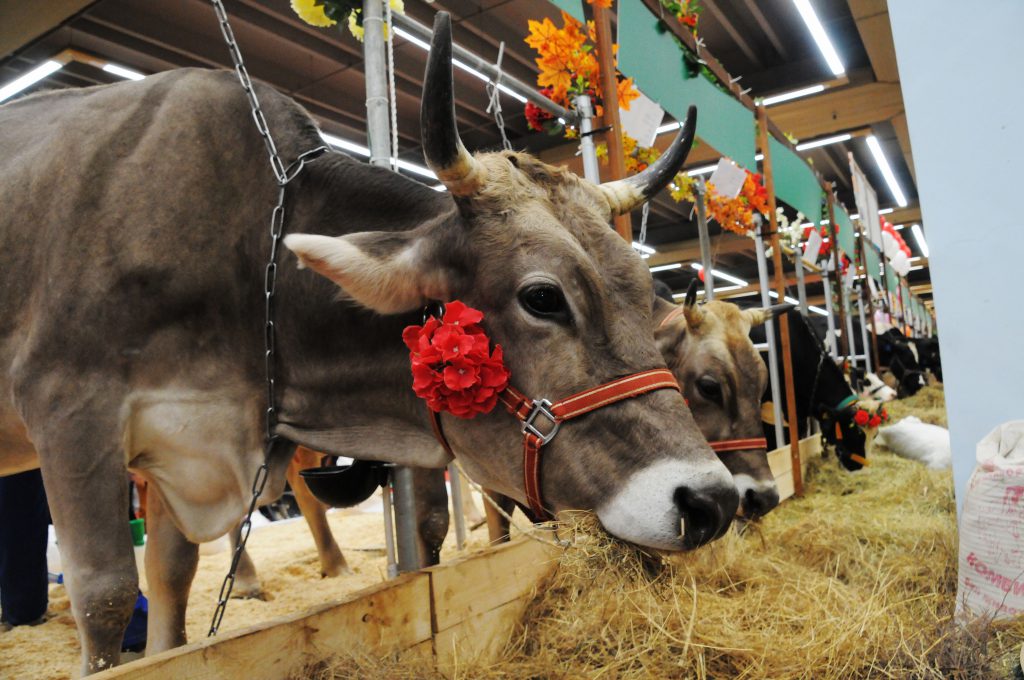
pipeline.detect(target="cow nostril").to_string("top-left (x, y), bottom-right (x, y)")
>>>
top-left (673, 484), bottom-right (738, 549)
top-left (743, 487), bottom-right (780, 518)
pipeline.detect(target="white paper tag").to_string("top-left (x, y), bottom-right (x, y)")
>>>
top-left (803, 229), bottom-right (822, 265)
top-left (867, 274), bottom-right (878, 297)
top-left (619, 91), bottom-right (664, 148)
top-left (708, 158), bottom-right (746, 199)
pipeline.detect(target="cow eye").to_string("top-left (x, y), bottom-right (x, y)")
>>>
top-left (519, 284), bottom-right (569, 320)
top-left (696, 376), bottom-right (722, 403)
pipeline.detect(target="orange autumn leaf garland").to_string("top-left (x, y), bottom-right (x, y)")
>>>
top-left (523, 10), bottom-right (640, 134)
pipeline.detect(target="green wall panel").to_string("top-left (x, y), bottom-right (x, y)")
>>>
top-left (548, 0), bottom-right (585, 22)
top-left (618, 1), bottom-right (757, 168)
top-left (864, 243), bottom-right (882, 282)
top-left (833, 203), bottom-right (855, 258)
top-left (769, 136), bottom-right (823, 221)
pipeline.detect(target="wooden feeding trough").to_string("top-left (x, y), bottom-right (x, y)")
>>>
top-left (92, 436), bottom-right (820, 679)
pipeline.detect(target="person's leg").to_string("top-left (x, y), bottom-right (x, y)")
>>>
top-left (0, 469), bottom-right (50, 626)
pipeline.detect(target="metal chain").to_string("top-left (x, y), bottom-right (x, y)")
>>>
top-left (207, 0), bottom-right (328, 637)
top-left (638, 200), bottom-right (651, 249)
top-left (384, 0), bottom-right (399, 172)
top-left (485, 42), bottom-right (513, 151)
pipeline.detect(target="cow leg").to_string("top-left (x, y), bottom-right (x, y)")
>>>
top-left (227, 521), bottom-right (263, 599)
top-left (36, 442), bottom-right (137, 675)
top-left (288, 448), bottom-right (348, 577)
top-left (144, 485), bottom-right (198, 654)
top-left (413, 468), bottom-right (449, 566)
top-left (483, 489), bottom-right (516, 545)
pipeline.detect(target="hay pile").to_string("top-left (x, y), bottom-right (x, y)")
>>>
top-left (885, 385), bottom-right (949, 427)
top-left (310, 386), bottom-right (1024, 679)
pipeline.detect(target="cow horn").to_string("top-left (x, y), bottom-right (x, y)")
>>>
top-left (682, 279), bottom-right (703, 326)
top-left (420, 12), bottom-right (487, 196)
top-left (744, 302), bottom-right (796, 327)
top-left (598, 106), bottom-right (697, 215)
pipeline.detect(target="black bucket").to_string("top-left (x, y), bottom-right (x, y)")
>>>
top-left (299, 459), bottom-right (389, 508)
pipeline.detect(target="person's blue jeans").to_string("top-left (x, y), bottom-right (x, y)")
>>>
top-left (0, 469), bottom-right (49, 626)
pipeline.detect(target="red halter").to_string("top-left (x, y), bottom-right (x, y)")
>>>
top-left (429, 369), bottom-right (681, 520)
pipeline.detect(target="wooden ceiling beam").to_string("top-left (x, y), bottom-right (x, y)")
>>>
top-left (768, 82), bottom-right (904, 140)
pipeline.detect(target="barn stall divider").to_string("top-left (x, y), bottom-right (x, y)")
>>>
top-left (91, 436), bottom-right (821, 679)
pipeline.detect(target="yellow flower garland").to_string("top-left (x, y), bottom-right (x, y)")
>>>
top-left (290, 0), bottom-right (336, 27)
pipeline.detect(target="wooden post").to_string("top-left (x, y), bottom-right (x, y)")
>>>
top-left (756, 105), bottom-right (803, 497)
top-left (592, 2), bottom-right (632, 242)
top-left (824, 192), bottom-right (850, 362)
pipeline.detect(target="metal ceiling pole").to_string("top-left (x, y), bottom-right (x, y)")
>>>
top-left (447, 463), bottom-right (467, 551)
top-left (695, 181), bottom-right (714, 299)
top-left (844, 281), bottom-right (858, 368)
top-left (364, 0), bottom-right (422, 572)
top-left (858, 289), bottom-right (873, 373)
top-left (793, 251), bottom-right (809, 315)
top-left (389, 11), bottom-right (576, 124)
top-left (754, 216), bottom-right (785, 449)
top-left (821, 269), bottom-right (838, 358)
top-left (574, 95), bottom-right (601, 183)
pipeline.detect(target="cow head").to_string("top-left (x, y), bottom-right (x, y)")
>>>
top-left (656, 283), bottom-right (790, 518)
top-left (283, 13), bottom-right (737, 551)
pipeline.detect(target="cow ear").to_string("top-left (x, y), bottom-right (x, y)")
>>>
top-left (654, 298), bottom-right (689, 360)
top-left (283, 231), bottom-right (454, 314)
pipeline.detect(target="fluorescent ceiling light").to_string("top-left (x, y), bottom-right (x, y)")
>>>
top-left (792, 0), bottom-right (846, 75)
top-left (808, 305), bottom-right (828, 315)
top-left (649, 263), bottom-right (682, 273)
top-left (393, 26), bottom-right (527, 104)
top-left (632, 242), bottom-right (657, 255)
top-left (686, 164), bottom-right (718, 177)
top-left (103, 63), bottom-right (145, 80)
top-left (768, 291), bottom-right (802, 306)
top-left (674, 284), bottom-right (744, 299)
top-left (878, 207), bottom-right (894, 215)
top-left (795, 133), bottom-right (851, 151)
top-left (866, 136), bottom-right (908, 207)
top-left (762, 83), bottom-right (825, 106)
top-left (0, 60), bottom-right (63, 104)
top-left (691, 263), bottom-right (747, 287)
top-left (893, 223), bottom-right (905, 230)
top-left (321, 132), bottom-right (439, 182)
top-left (908, 256), bottom-right (921, 262)
top-left (908, 265), bottom-right (924, 271)
top-left (657, 121), bottom-right (680, 135)
top-left (910, 224), bottom-right (929, 257)
top-left (851, 213), bottom-right (860, 220)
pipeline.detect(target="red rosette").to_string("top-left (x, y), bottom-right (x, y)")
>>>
top-left (403, 301), bottom-right (511, 418)
top-left (853, 409), bottom-right (870, 427)
top-left (868, 414), bottom-right (882, 428)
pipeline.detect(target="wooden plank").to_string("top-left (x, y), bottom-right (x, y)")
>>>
top-left (429, 536), bottom-right (559, 633)
top-left (434, 595), bottom-right (532, 675)
top-left (769, 83), bottom-right (904, 141)
top-left (92, 572), bottom-right (432, 680)
top-left (0, 0), bottom-right (96, 58)
top-left (769, 435), bottom-right (823, 503)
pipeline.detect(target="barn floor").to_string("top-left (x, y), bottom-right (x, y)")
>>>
top-left (0, 489), bottom-right (499, 680)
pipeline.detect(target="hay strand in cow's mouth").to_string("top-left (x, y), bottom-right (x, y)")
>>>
top-left (297, 386), bottom-right (1024, 679)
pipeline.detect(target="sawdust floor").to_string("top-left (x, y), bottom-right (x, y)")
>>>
top-left (0, 491), bottom-right (501, 680)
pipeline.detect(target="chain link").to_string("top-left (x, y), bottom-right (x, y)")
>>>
top-left (207, 0), bottom-right (327, 637)
top-left (638, 201), bottom-right (651, 249)
top-left (485, 42), bottom-right (513, 152)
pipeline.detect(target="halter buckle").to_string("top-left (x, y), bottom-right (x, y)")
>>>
top-left (522, 399), bottom-right (560, 445)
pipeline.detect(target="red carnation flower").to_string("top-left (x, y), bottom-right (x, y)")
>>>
top-left (868, 414), bottom-right (882, 428)
top-left (403, 301), bottom-right (511, 418)
top-left (853, 409), bottom-right (870, 427)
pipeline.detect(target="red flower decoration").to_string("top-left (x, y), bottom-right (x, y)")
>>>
top-left (525, 88), bottom-right (556, 132)
top-left (853, 409), bottom-right (870, 427)
top-left (868, 414), bottom-right (882, 428)
top-left (402, 301), bottom-right (511, 419)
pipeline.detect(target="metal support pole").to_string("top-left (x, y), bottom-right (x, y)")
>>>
top-left (844, 282), bottom-right (858, 368)
top-left (695, 180), bottom-right (714, 300)
top-left (822, 271), bottom-right (839, 358)
top-left (447, 463), bottom-right (467, 551)
top-left (754, 222), bottom-right (785, 448)
top-left (390, 466), bottom-right (422, 572)
top-left (858, 290), bottom-right (873, 373)
top-left (574, 95), bottom-right (601, 184)
top-left (363, 0), bottom-right (390, 168)
top-left (793, 253), bottom-right (809, 315)
top-left (381, 476), bottom-right (399, 579)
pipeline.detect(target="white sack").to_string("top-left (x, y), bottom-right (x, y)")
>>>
top-left (957, 421), bottom-right (1024, 619)
top-left (876, 416), bottom-right (951, 468)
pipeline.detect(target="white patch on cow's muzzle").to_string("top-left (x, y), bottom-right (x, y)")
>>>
top-left (732, 474), bottom-right (777, 504)
top-left (595, 459), bottom-right (733, 551)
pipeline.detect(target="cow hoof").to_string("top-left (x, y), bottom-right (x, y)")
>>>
top-left (230, 580), bottom-right (265, 600)
top-left (321, 561), bottom-right (352, 578)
